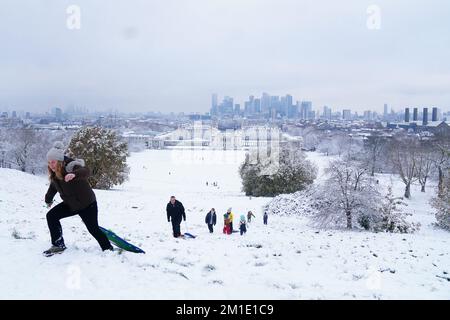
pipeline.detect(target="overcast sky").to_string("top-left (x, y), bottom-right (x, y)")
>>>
top-left (1, 0), bottom-right (449, 114)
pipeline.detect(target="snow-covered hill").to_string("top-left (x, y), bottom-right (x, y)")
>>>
top-left (0, 150), bottom-right (449, 299)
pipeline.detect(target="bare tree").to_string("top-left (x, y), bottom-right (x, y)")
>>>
top-left (388, 136), bottom-right (419, 199)
top-left (416, 144), bottom-right (435, 193)
top-left (299, 127), bottom-right (320, 150)
top-left (318, 132), bottom-right (353, 158)
top-left (431, 138), bottom-right (450, 195)
top-left (9, 128), bottom-right (40, 173)
top-left (363, 134), bottom-right (387, 176)
top-left (432, 174), bottom-right (450, 230)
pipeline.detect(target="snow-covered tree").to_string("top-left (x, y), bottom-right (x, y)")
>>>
top-left (0, 128), bottom-right (73, 174)
top-left (374, 185), bottom-right (420, 233)
top-left (362, 134), bottom-right (387, 176)
top-left (299, 127), bottom-right (320, 150)
top-left (432, 175), bottom-right (450, 230)
top-left (416, 145), bottom-right (435, 193)
top-left (431, 141), bottom-right (450, 230)
top-left (67, 126), bottom-right (129, 190)
top-left (311, 159), bottom-right (380, 229)
top-left (388, 135), bottom-right (419, 199)
top-left (239, 144), bottom-right (317, 197)
top-left (432, 138), bottom-right (450, 195)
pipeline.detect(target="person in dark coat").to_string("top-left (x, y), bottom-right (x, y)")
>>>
top-left (263, 211), bottom-right (268, 225)
top-left (44, 141), bottom-right (113, 256)
top-left (166, 196), bottom-right (186, 238)
top-left (247, 211), bottom-right (255, 223)
top-left (239, 215), bottom-right (247, 236)
top-left (205, 208), bottom-right (217, 233)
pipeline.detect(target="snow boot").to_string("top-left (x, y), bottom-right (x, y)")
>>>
top-left (43, 245), bottom-right (66, 257)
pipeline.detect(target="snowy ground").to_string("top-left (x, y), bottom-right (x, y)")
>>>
top-left (0, 149), bottom-right (449, 299)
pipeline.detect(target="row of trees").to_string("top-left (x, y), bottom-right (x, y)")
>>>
top-left (0, 128), bottom-right (70, 174)
top-left (311, 159), bottom-right (420, 233)
top-left (0, 126), bottom-right (129, 190)
top-left (259, 127), bottom-right (450, 233)
top-left (314, 130), bottom-right (449, 199)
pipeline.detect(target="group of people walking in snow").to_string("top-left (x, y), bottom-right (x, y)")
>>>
top-left (42, 140), bottom-right (270, 256)
top-left (204, 207), bottom-right (268, 236)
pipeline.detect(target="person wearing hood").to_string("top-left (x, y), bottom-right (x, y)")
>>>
top-left (239, 214), bottom-right (247, 236)
top-left (43, 141), bottom-right (113, 256)
top-left (227, 207), bottom-right (234, 232)
top-left (263, 211), bottom-right (268, 225)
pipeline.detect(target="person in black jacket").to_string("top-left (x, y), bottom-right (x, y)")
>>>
top-left (44, 141), bottom-right (113, 256)
top-left (205, 208), bottom-right (217, 233)
top-left (166, 196), bottom-right (186, 238)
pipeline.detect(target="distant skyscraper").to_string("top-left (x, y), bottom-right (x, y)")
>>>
top-left (54, 107), bottom-right (62, 121)
top-left (211, 93), bottom-right (218, 115)
top-left (270, 96), bottom-right (280, 116)
top-left (221, 96), bottom-right (234, 115)
top-left (285, 94), bottom-right (293, 117)
top-left (423, 107), bottom-right (428, 125)
top-left (432, 107), bottom-right (438, 122)
top-left (261, 93), bottom-right (271, 116)
top-left (234, 104), bottom-right (241, 115)
top-left (301, 101), bottom-right (312, 120)
top-left (323, 106), bottom-right (332, 120)
top-left (405, 108), bottom-right (410, 122)
top-left (383, 104), bottom-right (388, 120)
top-left (289, 103), bottom-right (299, 119)
top-left (413, 108), bottom-right (418, 121)
top-left (254, 99), bottom-right (261, 114)
top-left (364, 110), bottom-right (373, 121)
top-left (343, 109), bottom-right (352, 121)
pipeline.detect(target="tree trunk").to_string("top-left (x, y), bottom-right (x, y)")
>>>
top-left (346, 210), bottom-right (352, 229)
top-left (404, 183), bottom-right (411, 199)
top-left (438, 166), bottom-right (444, 195)
top-left (421, 184), bottom-right (425, 192)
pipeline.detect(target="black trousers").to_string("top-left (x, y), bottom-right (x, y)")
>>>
top-left (207, 224), bottom-right (214, 233)
top-left (240, 224), bottom-right (247, 235)
top-left (46, 201), bottom-right (112, 250)
top-left (172, 220), bottom-right (181, 237)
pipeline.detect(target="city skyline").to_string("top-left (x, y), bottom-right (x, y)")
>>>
top-left (1, 0), bottom-right (450, 113)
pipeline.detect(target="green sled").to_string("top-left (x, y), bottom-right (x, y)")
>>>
top-left (99, 226), bottom-right (145, 254)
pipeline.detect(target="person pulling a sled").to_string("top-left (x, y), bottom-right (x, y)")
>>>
top-left (166, 195), bottom-right (186, 238)
top-left (43, 142), bottom-right (113, 256)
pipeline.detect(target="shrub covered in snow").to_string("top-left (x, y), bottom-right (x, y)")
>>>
top-left (239, 145), bottom-right (317, 197)
top-left (373, 185), bottom-right (420, 233)
top-left (68, 126), bottom-right (129, 189)
top-left (263, 187), bottom-right (316, 217)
